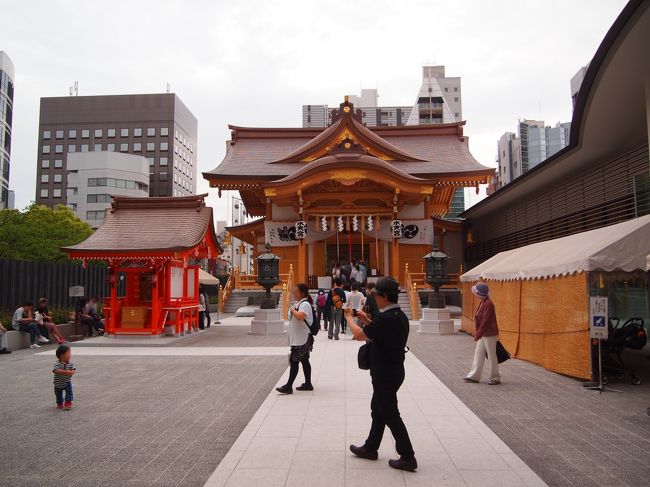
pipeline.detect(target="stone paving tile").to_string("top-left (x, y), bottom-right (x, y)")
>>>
top-left (408, 332), bottom-right (650, 487)
top-left (0, 351), bottom-right (286, 487)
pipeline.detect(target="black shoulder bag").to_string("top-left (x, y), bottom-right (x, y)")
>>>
top-left (358, 341), bottom-right (372, 370)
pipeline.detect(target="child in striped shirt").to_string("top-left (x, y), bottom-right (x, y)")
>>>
top-left (53, 345), bottom-right (76, 410)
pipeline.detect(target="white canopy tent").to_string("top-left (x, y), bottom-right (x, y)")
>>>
top-left (199, 268), bottom-right (220, 285)
top-left (461, 214), bottom-right (650, 282)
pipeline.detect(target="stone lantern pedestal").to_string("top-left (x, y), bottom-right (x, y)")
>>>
top-left (419, 307), bottom-right (455, 335)
top-left (249, 308), bottom-right (285, 335)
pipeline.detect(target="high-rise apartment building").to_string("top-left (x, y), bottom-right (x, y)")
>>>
top-left (66, 152), bottom-right (149, 228)
top-left (301, 65), bottom-right (466, 217)
top-left (0, 51), bottom-right (14, 209)
top-left (496, 120), bottom-right (571, 189)
top-left (406, 65), bottom-right (462, 125)
top-left (36, 93), bottom-right (197, 208)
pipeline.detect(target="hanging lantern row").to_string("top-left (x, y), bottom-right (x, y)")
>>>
top-left (308, 215), bottom-right (387, 233)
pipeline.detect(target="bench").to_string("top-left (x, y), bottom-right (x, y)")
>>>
top-left (6, 322), bottom-right (84, 351)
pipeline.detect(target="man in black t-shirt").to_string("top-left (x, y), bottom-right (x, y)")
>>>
top-left (346, 277), bottom-right (417, 472)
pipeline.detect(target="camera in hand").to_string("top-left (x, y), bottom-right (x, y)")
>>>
top-left (352, 309), bottom-right (358, 317)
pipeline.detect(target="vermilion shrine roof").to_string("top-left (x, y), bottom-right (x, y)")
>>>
top-left (63, 194), bottom-right (222, 259)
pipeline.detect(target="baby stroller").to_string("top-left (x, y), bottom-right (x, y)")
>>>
top-left (598, 317), bottom-right (647, 386)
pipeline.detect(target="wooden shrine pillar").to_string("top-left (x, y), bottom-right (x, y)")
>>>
top-left (390, 238), bottom-right (401, 284)
top-left (108, 268), bottom-right (118, 335)
top-left (150, 268), bottom-right (160, 335)
top-left (297, 239), bottom-right (308, 284)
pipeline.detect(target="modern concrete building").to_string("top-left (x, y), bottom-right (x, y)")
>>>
top-left (302, 89), bottom-right (412, 128)
top-left (66, 151), bottom-right (149, 228)
top-left (36, 93), bottom-right (197, 208)
top-left (570, 64), bottom-right (590, 109)
top-left (0, 51), bottom-right (14, 209)
top-left (406, 65), bottom-right (462, 125)
top-left (496, 120), bottom-right (571, 188)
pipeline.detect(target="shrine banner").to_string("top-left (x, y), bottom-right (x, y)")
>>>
top-left (363, 219), bottom-right (434, 244)
top-left (265, 221), bottom-right (334, 247)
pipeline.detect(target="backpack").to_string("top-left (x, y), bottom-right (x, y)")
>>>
top-left (332, 292), bottom-right (343, 309)
top-left (299, 301), bottom-right (320, 336)
top-left (317, 294), bottom-right (326, 308)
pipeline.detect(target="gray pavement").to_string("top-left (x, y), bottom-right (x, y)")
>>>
top-left (0, 329), bottom-right (287, 487)
top-left (408, 332), bottom-right (650, 487)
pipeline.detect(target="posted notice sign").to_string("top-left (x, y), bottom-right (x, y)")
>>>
top-left (589, 296), bottom-right (608, 340)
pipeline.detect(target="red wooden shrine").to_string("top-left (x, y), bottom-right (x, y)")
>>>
top-left (63, 195), bottom-right (222, 336)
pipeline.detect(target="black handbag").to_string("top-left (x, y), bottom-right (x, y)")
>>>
top-left (358, 341), bottom-right (372, 370)
top-left (489, 340), bottom-right (510, 364)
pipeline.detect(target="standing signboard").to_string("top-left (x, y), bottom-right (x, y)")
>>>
top-left (589, 296), bottom-right (608, 340)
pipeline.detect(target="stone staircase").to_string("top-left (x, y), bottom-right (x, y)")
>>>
top-left (223, 290), bottom-right (280, 313)
top-left (398, 291), bottom-right (415, 320)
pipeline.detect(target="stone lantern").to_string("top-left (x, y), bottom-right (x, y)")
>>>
top-left (419, 243), bottom-right (454, 335)
top-left (424, 243), bottom-right (449, 309)
top-left (256, 243), bottom-right (280, 309)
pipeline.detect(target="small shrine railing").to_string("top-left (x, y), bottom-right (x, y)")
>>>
top-left (404, 264), bottom-right (420, 321)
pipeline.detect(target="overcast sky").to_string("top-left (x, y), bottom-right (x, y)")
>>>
top-left (3, 0), bottom-right (627, 220)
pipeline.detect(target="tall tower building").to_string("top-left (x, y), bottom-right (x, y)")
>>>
top-left (36, 93), bottom-right (197, 207)
top-left (0, 51), bottom-right (14, 209)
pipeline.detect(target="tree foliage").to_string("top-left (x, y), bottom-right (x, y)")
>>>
top-left (0, 204), bottom-right (93, 262)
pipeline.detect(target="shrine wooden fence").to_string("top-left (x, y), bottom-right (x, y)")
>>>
top-left (0, 259), bottom-right (108, 311)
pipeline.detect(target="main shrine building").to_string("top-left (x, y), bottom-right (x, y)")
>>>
top-left (203, 98), bottom-right (493, 286)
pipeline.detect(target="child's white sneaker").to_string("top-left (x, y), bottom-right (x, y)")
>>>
top-left (38, 336), bottom-right (50, 344)
top-left (29, 343), bottom-right (41, 349)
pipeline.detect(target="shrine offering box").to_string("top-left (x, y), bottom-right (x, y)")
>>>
top-left (121, 306), bottom-right (149, 327)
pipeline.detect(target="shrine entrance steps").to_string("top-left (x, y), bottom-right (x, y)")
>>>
top-left (224, 290), bottom-right (281, 314)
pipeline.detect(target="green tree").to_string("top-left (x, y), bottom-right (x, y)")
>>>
top-left (0, 204), bottom-right (93, 262)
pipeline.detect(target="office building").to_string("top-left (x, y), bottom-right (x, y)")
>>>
top-left (66, 152), bottom-right (149, 228)
top-left (496, 120), bottom-right (571, 188)
top-left (36, 93), bottom-right (197, 208)
top-left (0, 51), bottom-right (14, 209)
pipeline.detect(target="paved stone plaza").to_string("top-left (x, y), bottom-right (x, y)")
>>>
top-left (0, 316), bottom-right (648, 486)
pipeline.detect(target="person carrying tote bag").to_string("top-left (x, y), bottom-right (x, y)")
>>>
top-left (463, 282), bottom-right (502, 385)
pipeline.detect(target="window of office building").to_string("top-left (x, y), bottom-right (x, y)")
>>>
top-left (94, 129), bottom-right (103, 138)
top-left (81, 144), bottom-right (89, 152)
top-left (107, 143), bottom-right (115, 152)
top-left (133, 142), bottom-right (141, 152)
top-left (53, 174), bottom-right (62, 183)
top-left (454, 87), bottom-right (458, 92)
top-left (55, 130), bottom-right (64, 139)
top-left (82, 129), bottom-right (90, 138)
top-left (86, 211), bottom-right (105, 220)
top-left (160, 127), bottom-right (168, 136)
top-left (444, 87), bottom-right (448, 92)
top-left (121, 128), bottom-right (128, 137)
top-left (94, 143), bottom-right (102, 151)
top-left (55, 145), bottom-right (63, 154)
top-left (108, 128), bottom-right (116, 138)
top-left (160, 171), bottom-right (167, 181)
top-left (454, 97), bottom-right (458, 102)
top-left (147, 127), bottom-right (155, 137)
top-left (147, 157), bottom-right (154, 166)
top-left (120, 143), bottom-right (128, 152)
top-left (53, 189), bottom-right (61, 198)
top-left (68, 144), bottom-right (76, 153)
top-left (160, 142), bottom-right (168, 151)
top-left (87, 194), bottom-right (112, 203)
top-left (41, 159), bottom-right (50, 168)
top-left (68, 129), bottom-right (77, 138)
top-left (43, 145), bottom-right (51, 154)
top-left (134, 128), bottom-right (142, 137)
top-left (55, 159), bottom-right (63, 168)
top-left (147, 142), bottom-right (155, 151)
top-left (43, 130), bottom-right (51, 139)
top-left (160, 157), bottom-right (167, 166)
top-left (40, 189), bottom-right (48, 198)
top-left (41, 174), bottom-right (49, 183)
